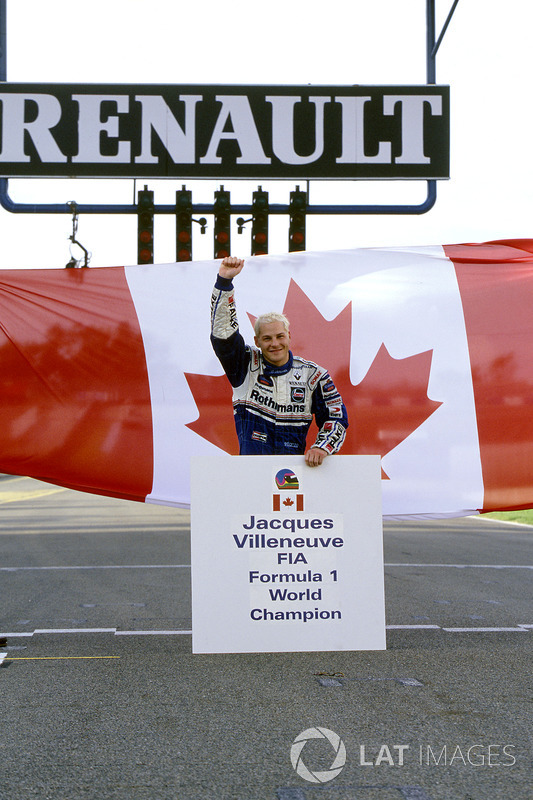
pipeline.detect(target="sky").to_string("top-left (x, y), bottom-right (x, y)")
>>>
top-left (1, 0), bottom-right (533, 269)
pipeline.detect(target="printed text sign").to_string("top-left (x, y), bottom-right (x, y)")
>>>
top-left (191, 455), bottom-right (385, 653)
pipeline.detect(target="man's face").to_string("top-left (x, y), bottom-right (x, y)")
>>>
top-left (254, 321), bottom-right (291, 366)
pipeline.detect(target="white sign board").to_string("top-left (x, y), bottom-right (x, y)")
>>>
top-left (191, 455), bottom-right (385, 653)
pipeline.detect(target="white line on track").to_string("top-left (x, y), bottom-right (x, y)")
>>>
top-left (385, 563), bottom-right (533, 569)
top-left (0, 564), bottom-right (191, 571)
top-left (115, 630), bottom-right (192, 635)
top-left (386, 624), bottom-right (441, 630)
top-left (34, 628), bottom-right (117, 634)
top-left (442, 626), bottom-right (530, 633)
top-left (2, 563), bottom-right (532, 571)
top-left (0, 626), bottom-right (530, 638)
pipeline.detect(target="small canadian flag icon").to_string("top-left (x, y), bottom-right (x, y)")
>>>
top-left (273, 494), bottom-right (304, 511)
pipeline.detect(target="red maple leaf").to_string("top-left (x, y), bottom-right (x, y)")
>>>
top-left (184, 371), bottom-right (238, 454)
top-left (185, 279), bottom-right (442, 473)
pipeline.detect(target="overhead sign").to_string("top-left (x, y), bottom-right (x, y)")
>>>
top-left (0, 83), bottom-right (449, 180)
top-left (190, 455), bottom-right (385, 654)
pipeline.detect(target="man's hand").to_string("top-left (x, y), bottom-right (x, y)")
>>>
top-left (219, 256), bottom-right (245, 280)
top-left (305, 447), bottom-right (328, 467)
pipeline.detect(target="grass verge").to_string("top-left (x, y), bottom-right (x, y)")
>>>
top-left (482, 509), bottom-right (533, 525)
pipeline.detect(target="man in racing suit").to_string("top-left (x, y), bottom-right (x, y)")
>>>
top-left (211, 256), bottom-right (348, 467)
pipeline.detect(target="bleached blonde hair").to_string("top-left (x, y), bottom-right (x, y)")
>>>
top-left (254, 312), bottom-right (290, 337)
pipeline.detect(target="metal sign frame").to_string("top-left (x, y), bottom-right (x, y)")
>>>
top-left (0, 0), bottom-right (459, 218)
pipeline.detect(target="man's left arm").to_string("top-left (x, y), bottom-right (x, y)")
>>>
top-left (306, 371), bottom-right (348, 467)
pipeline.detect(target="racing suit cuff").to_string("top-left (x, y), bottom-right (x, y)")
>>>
top-left (215, 275), bottom-right (234, 290)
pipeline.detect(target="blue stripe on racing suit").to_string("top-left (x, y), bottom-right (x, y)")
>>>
top-left (210, 275), bottom-right (348, 456)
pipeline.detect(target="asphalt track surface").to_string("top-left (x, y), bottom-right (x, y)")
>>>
top-left (0, 474), bottom-right (532, 800)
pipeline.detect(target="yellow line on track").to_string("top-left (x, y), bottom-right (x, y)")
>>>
top-left (7, 656), bottom-right (120, 661)
top-left (0, 488), bottom-right (67, 504)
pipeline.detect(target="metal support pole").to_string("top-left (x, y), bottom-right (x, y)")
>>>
top-left (432, 0), bottom-right (460, 60)
top-left (427, 0), bottom-right (437, 84)
top-left (0, 0), bottom-right (5, 83)
top-left (427, 0), bottom-right (461, 83)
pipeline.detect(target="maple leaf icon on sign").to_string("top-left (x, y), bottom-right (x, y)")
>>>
top-left (185, 279), bottom-right (442, 475)
top-left (283, 497), bottom-right (294, 507)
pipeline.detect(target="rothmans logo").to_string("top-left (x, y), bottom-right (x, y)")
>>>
top-left (251, 388), bottom-right (305, 414)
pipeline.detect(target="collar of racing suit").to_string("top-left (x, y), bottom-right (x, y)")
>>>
top-left (261, 350), bottom-right (294, 376)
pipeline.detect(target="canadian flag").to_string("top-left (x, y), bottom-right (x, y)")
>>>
top-left (273, 494), bottom-right (304, 512)
top-left (1, 239), bottom-right (532, 518)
